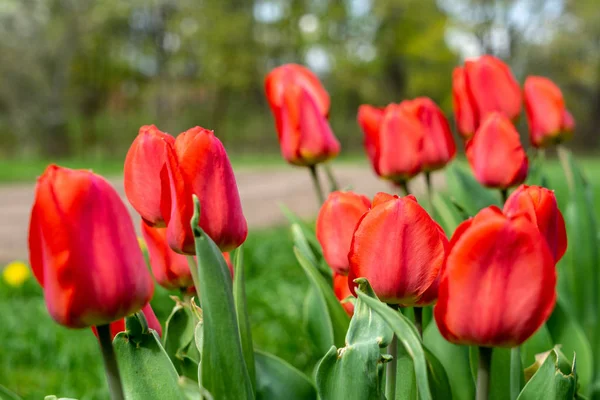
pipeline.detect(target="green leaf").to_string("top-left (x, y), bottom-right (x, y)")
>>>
top-left (291, 223), bottom-right (331, 280)
top-left (1, 385), bottom-right (22, 400)
top-left (520, 325), bottom-right (554, 368)
top-left (557, 147), bottom-right (599, 378)
top-left (446, 163), bottom-right (501, 216)
top-left (232, 247), bottom-right (256, 393)
top-left (191, 196), bottom-right (254, 400)
top-left (517, 348), bottom-right (576, 400)
top-left (43, 397), bottom-right (77, 400)
top-left (425, 347), bottom-right (453, 400)
top-left (114, 315), bottom-right (186, 400)
top-left (316, 343), bottom-right (387, 400)
top-left (393, 346), bottom-right (452, 400)
top-left (179, 377), bottom-right (202, 400)
top-left (546, 300), bottom-right (593, 392)
top-left (355, 283), bottom-right (432, 400)
top-left (303, 286), bottom-right (335, 354)
top-left (280, 204), bottom-right (323, 258)
top-left (293, 243), bottom-right (350, 349)
top-left (424, 320), bottom-right (475, 400)
top-left (254, 350), bottom-right (317, 400)
top-left (163, 301), bottom-right (198, 375)
top-left (432, 192), bottom-right (466, 236)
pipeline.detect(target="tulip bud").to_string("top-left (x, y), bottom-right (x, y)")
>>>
top-left (358, 104), bottom-right (424, 183)
top-left (452, 67), bottom-right (477, 138)
top-left (265, 64), bottom-right (340, 166)
top-left (348, 194), bottom-right (448, 305)
top-left (28, 166), bottom-right (154, 328)
top-left (503, 185), bottom-right (567, 262)
top-left (167, 126), bottom-right (248, 254)
top-left (91, 303), bottom-right (162, 340)
top-left (466, 112), bottom-right (528, 189)
top-left (524, 76), bottom-right (575, 148)
top-left (333, 273), bottom-right (354, 316)
top-left (400, 97), bottom-right (456, 171)
top-left (434, 206), bottom-right (557, 347)
top-left (141, 221), bottom-right (194, 290)
top-left (464, 55), bottom-right (522, 125)
top-left (316, 191), bottom-right (371, 275)
top-left (124, 125), bottom-right (174, 227)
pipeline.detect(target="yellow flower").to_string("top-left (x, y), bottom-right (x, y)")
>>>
top-left (3, 261), bottom-right (30, 287)
top-left (137, 236), bottom-right (147, 252)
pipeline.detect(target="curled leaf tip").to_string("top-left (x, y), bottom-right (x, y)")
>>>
top-left (191, 195), bottom-right (202, 236)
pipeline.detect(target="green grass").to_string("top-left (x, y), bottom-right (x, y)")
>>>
top-left (0, 226), bottom-right (315, 400)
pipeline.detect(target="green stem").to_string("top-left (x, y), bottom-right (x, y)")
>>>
top-left (400, 180), bottom-right (410, 196)
top-left (187, 256), bottom-right (201, 301)
top-left (477, 347), bottom-right (492, 400)
top-left (135, 311), bottom-right (149, 334)
top-left (386, 334), bottom-right (398, 399)
top-left (500, 188), bottom-right (508, 204)
top-left (413, 307), bottom-right (423, 338)
top-left (309, 165), bottom-right (326, 205)
top-left (96, 324), bottom-right (125, 400)
top-left (510, 346), bottom-right (523, 400)
top-left (425, 172), bottom-right (433, 211)
top-left (324, 163), bottom-right (339, 192)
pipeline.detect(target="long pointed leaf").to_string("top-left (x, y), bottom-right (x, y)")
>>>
top-left (255, 350), bottom-right (317, 400)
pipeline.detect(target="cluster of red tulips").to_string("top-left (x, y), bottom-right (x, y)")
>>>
top-left (25, 55), bottom-right (580, 400)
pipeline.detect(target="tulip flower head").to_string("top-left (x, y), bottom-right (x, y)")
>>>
top-left (503, 185), bottom-right (567, 262)
top-left (348, 193), bottom-right (448, 306)
top-left (399, 97), bottom-right (456, 171)
top-left (316, 191), bottom-right (371, 276)
top-left (524, 76), bottom-right (575, 148)
top-left (265, 64), bottom-right (340, 166)
top-left (434, 206), bottom-right (557, 347)
top-left (141, 222), bottom-right (194, 290)
top-left (357, 104), bottom-right (425, 183)
top-left (452, 67), bottom-right (477, 138)
top-left (333, 273), bottom-right (355, 316)
top-left (29, 165), bottom-right (154, 328)
top-left (466, 112), bottom-right (528, 189)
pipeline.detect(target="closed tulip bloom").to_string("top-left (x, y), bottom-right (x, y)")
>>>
top-left (333, 273), bottom-right (354, 316)
top-left (357, 105), bottom-right (385, 169)
top-left (167, 126), bottom-right (248, 254)
top-left (464, 55), bottom-right (522, 125)
top-left (124, 125), bottom-right (174, 227)
top-left (92, 303), bottom-right (163, 340)
top-left (466, 112), bottom-right (528, 189)
top-left (141, 222), bottom-right (194, 290)
top-left (348, 194), bottom-right (448, 305)
top-left (503, 185), bottom-right (567, 262)
top-left (358, 104), bottom-right (424, 183)
top-left (434, 206), bottom-right (556, 347)
top-left (524, 76), bottom-right (575, 147)
top-left (316, 191), bottom-right (371, 276)
top-left (28, 166), bottom-right (154, 328)
top-left (265, 64), bottom-right (340, 166)
top-left (452, 67), bottom-right (477, 138)
top-left (400, 97), bottom-right (456, 171)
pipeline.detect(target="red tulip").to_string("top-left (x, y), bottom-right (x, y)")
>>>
top-left (466, 112), bottom-right (528, 189)
top-left (434, 206), bottom-right (556, 347)
top-left (141, 222), bottom-right (194, 290)
top-left (503, 185), bottom-right (567, 262)
top-left (265, 64), bottom-right (340, 166)
top-left (357, 105), bottom-right (385, 168)
top-left (166, 126), bottom-right (248, 254)
top-left (464, 55), bottom-right (522, 127)
top-left (348, 194), bottom-right (448, 305)
top-left (91, 303), bottom-right (163, 339)
top-left (399, 97), bottom-right (456, 171)
top-left (333, 273), bottom-right (354, 316)
top-left (124, 125), bottom-right (174, 227)
top-left (357, 104), bottom-right (425, 183)
top-left (28, 166), bottom-right (154, 328)
top-left (524, 76), bottom-right (575, 148)
top-left (452, 67), bottom-right (477, 138)
top-left (316, 191), bottom-right (371, 275)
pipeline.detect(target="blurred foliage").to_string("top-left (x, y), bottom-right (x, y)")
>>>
top-left (7, 0), bottom-right (593, 161)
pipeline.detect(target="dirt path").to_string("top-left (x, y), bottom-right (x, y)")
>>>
top-left (0, 163), bottom-right (444, 265)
